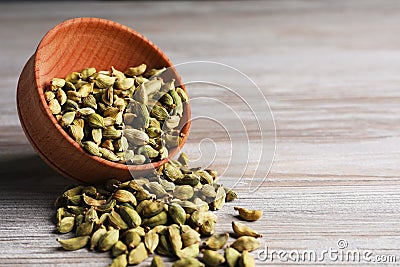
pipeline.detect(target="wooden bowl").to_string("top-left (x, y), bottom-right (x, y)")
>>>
top-left (17, 18), bottom-right (191, 184)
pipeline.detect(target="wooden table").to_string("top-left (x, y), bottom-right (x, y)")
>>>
top-left (1, 1), bottom-right (400, 266)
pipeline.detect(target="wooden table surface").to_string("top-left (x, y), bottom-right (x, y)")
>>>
top-left (1, 1), bottom-right (400, 266)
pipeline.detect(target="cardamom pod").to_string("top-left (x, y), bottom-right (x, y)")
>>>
top-left (90, 226), bottom-right (107, 250)
top-left (234, 207), bottom-right (263, 222)
top-left (232, 221), bottom-right (262, 238)
top-left (150, 255), bottom-right (165, 267)
top-left (204, 233), bottom-right (229, 250)
top-left (57, 236), bottom-right (90, 251)
top-left (98, 228), bottom-right (119, 251)
top-left (202, 249), bottom-right (226, 267)
top-left (57, 216), bottom-right (75, 234)
top-left (225, 247), bottom-right (241, 267)
top-left (109, 254), bottom-right (127, 267)
top-left (173, 257), bottom-right (205, 267)
top-left (112, 240), bottom-right (127, 257)
top-left (88, 113), bottom-right (105, 129)
top-left (123, 128), bottom-right (149, 146)
top-left (125, 64), bottom-right (147, 76)
top-left (144, 229), bottom-right (159, 254)
top-left (238, 250), bottom-right (255, 267)
top-left (168, 203), bottom-right (186, 225)
top-left (118, 206), bottom-right (142, 228)
top-left (128, 242), bottom-right (148, 265)
top-left (230, 236), bottom-right (260, 252)
top-left (176, 243), bottom-right (200, 259)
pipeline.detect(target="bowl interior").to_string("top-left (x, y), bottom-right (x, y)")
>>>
top-left (34, 18), bottom-right (190, 172)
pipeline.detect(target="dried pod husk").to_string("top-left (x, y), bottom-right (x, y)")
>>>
top-left (63, 100), bottom-right (79, 113)
top-left (234, 207), bottom-right (263, 222)
top-left (76, 221), bottom-right (94, 236)
top-left (202, 249), bottom-right (226, 267)
top-left (108, 209), bottom-right (128, 230)
top-left (200, 218), bottom-right (216, 236)
top-left (88, 113), bottom-right (105, 129)
top-left (168, 203), bottom-right (186, 225)
top-left (109, 254), bottom-right (128, 267)
top-left (133, 83), bottom-right (148, 104)
top-left (210, 186), bottom-right (226, 211)
top-left (177, 152), bottom-right (189, 166)
top-left (67, 90), bottom-right (82, 103)
top-left (158, 178), bottom-right (175, 191)
top-left (128, 242), bottom-right (148, 265)
top-left (144, 79), bottom-right (163, 95)
top-left (168, 225), bottom-right (183, 255)
top-left (68, 195), bottom-right (83, 206)
top-left (156, 233), bottom-right (174, 256)
top-left (112, 240), bottom-right (128, 257)
top-left (90, 226), bottom-right (107, 251)
top-left (123, 230), bottom-right (142, 249)
top-left (225, 188), bottom-right (238, 202)
top-left (146, 182), bottom-right (168, 198)
top-left (118, 206), bottom-right (142, 228)
top-left (113, 190), bottom-right (137, 205)
top-left (188, 210), bottom-right (205, 228)
top-left (65, 72), bottom-right (81, 83)
top-left (174, 174), bottom-right (200, 187)
top-left (78, 83), bottom-right (93, 98)
top-left (85, 206), bottom-right (99, 223)
top-left (51, 78), bottom-right (66, 90)
top-left (165, 115), bottom-right (180, 129)
top-left (142, 211), bottom-right (168, 228)
top-left (225, 247), bottom-right (241, 267)
top-left (141, 200), bottom-right (164, 218)
top-left (173, 185), bottom-right (194, 201)
top-left (101, 139), bottom-right (115, 151)
top-left (98, 228), bottom-right (119, 251)
top-left (238, 250), bottom-right (255, 267)
top-left (83, 193), bottom-right (106, 206)
top-left (230, 236), bottom-right (260, 252)
top-left (44, 91), bottom-right (55, 102)
top-left (170, 89), bottom-right (183, 117)
top-left (115, 78), bottom-right (135, 90)
top-left (232, 221), bottom-right (262, 238)
top-left (137, 145), bottom-right (159, 159)
top-left (150, 255), bottom-right (165, 267)
top-left (181, 225), bottom-right (201, 247)
top-left (176, 87), bottom-right (189, 102)
top-left (127, 154), bottom-right (146, 165)
top-left (60, 111), bottom-right (76, 128)
top-left (196, 170), bottom-right (214, 185)
top-left (95, 199), bottom-right (117, 213)
top-left (173, 257), bottom-right (205, 267)
top-left (144, 67), bottom-right (166, 78)
top-left (48, 99), bottom-right (62, 114)
top-left (82, 94), bottom-right (98, 110)
top-left (145, 229), bottom-right (159, 254)
top-left (82, 141), bottom-right (102, 156)
top-left (150, 104), bottom-right (169, 121)
top-left (68, 125), bottom-right (84, 143)
top-left (81, 67), bottom-right (96, 80)
top-left (204, 233), bottom-right (229, 250)
top-left (124, 128), bottom-right (149, 146)
top-left (95, 74), bottom-right (116, 89)
top-left (57, 216), bottom-right (75, 234)
top-left (125, 64), bottom-right (147, 76)
top-left (57, 88), bottom-right (67, 105)
top-left (57, 236), bottom-right (90, 251)
top-left (163, 162), bottom-right (184, 181)
top-left (176, 243), bottom-right (200, 259)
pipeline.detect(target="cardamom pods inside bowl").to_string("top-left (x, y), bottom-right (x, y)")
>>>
top-left (17, 18), bottom-right (191, 183)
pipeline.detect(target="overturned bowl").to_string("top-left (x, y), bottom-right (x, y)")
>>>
top-left (17, 18), bottom-right (191, 184)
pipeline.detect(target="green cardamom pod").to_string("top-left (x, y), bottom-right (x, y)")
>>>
top-left (202, 249), bottom-right (226, 267)
top-left (230, 236), bottom-right (261, 252)
top-left (57, 236), bottom-right (89, 251)
top-left (98, 228), bottom-right (119, 251)
top-left (225, 247), bottom-right (241, 267)
top-left (128, 242), bottom-right (148, 265)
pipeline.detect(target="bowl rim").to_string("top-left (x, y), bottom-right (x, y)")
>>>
top-left (33, 17), bottom-right (191, 172)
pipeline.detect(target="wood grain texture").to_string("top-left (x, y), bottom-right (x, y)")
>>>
top-left (1, 1), bottom-right (400, 266)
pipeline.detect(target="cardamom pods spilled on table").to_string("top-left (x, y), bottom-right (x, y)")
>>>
top-left (53, 146), bottom-right (264, 266)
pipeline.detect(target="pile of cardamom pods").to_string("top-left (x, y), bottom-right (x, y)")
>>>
top-left (45, 64), bottom-right (188, 164)
top-left (55, 153), bottom-right (263, 267)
